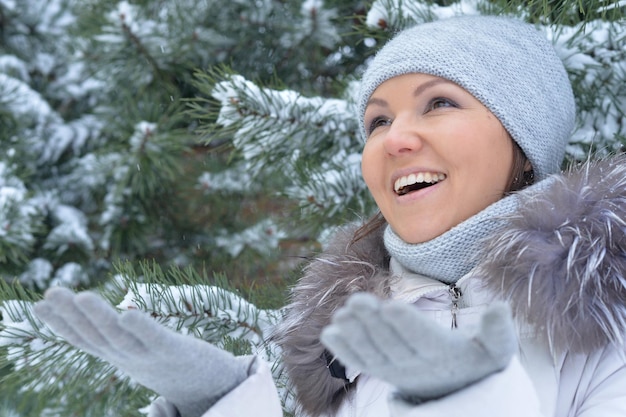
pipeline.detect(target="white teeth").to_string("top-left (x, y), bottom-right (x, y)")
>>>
top-left (394, 172), bottom-right (446, 193)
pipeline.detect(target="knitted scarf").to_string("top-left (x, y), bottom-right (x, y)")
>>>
top-left (384, 193), bottom-right (520, 283)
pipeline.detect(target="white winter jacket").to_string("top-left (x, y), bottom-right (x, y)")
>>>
top-left (196, 255), bottom-right (626, 417)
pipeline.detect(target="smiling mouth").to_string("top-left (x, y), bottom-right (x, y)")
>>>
top-left (394, 172), bottom-right (446, 196)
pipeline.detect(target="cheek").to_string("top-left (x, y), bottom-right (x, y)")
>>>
top-left (474, 135), bottom-right (515, 192)
top-left (361, 145), bottom-right (380, 191)
top-left (452, 122), bottom-right (513, 194)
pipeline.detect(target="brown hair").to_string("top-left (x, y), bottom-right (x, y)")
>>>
top-left (350, 142), bottom-right (534, 245)
top-left (506, 141), bottom-right (535, 194)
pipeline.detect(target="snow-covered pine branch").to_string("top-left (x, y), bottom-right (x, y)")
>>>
top-left (0, 263), bottom-right (291, 415)
top-left (557, 20), bottom-right (626, 158)
top-left (211, 74), bottom-right (360, 175)
top-left (203, 74), bottom-right (373, 230)
top-left (284, 149), bottom-right (372, 224)
top-left (0, 163), bottom-right (41, 268)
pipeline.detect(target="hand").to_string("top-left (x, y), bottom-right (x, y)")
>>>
top-left (34, 287), bottom-right (250, 417)
top-left (320, 293), bottom-right (517, 403)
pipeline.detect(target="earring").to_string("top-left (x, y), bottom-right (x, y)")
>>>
top-left (523, 170), bottom-right (534, 186)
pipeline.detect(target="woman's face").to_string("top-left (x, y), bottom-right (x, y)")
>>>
top-left (362, 73), bottom-right (515, 244)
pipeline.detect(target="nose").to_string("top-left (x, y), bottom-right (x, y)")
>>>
top-left (382, 115), bottom-right (423, 156)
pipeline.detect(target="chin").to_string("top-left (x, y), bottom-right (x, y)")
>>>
top-left (398, 230), bottom-right (438, 245)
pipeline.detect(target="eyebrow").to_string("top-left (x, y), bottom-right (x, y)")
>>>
top-left (365, 78), bottom-right (455, 108)
top-left (413, 78), bottom-right (453, 97)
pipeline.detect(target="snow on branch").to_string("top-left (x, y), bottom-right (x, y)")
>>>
top-left (196, 160), bottom-right (259, 194)
top-left (286, 149), bottom-right (370, 220)
top-left (208, 74), bottom-right (373, 226)
top-left (288, 0), bottom-right (341, 49)
top-left (34, 115), bottom-right (105, 166)
top-left (120, 280), bottom-right (281, 351)
top-left (0, 73), bottom-right (54, 126)
top-left (554, 20), bottom-right (626, 158)
top-left (211, 74), bottom-right (359, 174)
top-left (214, 218), bottom-right (287, 258)
top-left (365, 0), bottom-right (480, 30)
top-left (0, 163), bottom-right (41, 266)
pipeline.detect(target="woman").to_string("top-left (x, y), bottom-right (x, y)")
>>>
top-left (34, 15), bottom-right (626, 417)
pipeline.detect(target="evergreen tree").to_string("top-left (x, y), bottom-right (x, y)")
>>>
top-left (0, 0), bottom-right (624, 415)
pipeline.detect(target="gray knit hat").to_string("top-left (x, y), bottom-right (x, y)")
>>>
top-left (358, 16), bottom-right (576, 180)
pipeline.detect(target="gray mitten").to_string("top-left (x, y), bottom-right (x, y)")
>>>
top-left (320, 293), bottom-right (517, 403)
top-left (34, 287), bottom-right (250, 417)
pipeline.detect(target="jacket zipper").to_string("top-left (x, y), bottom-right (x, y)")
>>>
top-left (400, 280), bottom-right (465, 329)
top-left (448, 283), bottom-right (462, 329)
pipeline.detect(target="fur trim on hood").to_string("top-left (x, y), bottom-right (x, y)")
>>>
top-left (273, 155), bottom-right (626, 416)
top-left (272, 223), bottom-right (390, 417)
top-left (478, 155), bottom-right (626, 353)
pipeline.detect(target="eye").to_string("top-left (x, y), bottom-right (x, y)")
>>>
top-left (367, 116), bottom-right (391, 136)
top-left (425, 97), bottom-right (458, 113)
